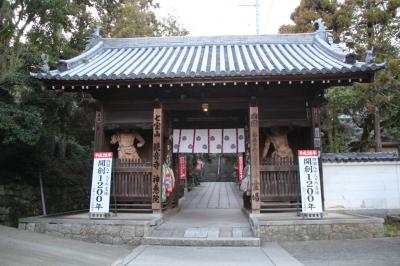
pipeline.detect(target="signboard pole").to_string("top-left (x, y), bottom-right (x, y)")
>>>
top-left (298, 150), bottom-right (323, 219)
top-left (89, 152), bottom-right (113, 219)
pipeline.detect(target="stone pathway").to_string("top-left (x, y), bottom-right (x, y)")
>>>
top-left (181, 182), bottom-right (242, 209)
top-left (0, 225), bottom-right (130, 266)
top-left (117, 244), bottom-right (304, 266)
top-left (145, 182), bottom-right (258, 246)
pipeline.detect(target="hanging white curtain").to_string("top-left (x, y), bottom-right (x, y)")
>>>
top-left (173, 128), bottom-right (245, 154)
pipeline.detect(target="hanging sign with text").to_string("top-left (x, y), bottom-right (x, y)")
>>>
top-left (238, 154), bottom-right (244, 181)
top-left (89, 152), bottom-right (113, 219)
top-left (298, 150), bottom-right (323, 218)
top-left (178, 156), bottom-right (187, 180)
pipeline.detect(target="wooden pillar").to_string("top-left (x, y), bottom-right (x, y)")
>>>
top-left (311, 105), bottom-right (321, 150)
top-left (249, 106), bottom-right (261, 213)
top-left (152, 107), bottom-right (163, 213)
top-left (311, 104), bottom-right (325, 210)
top-left (94, 105), bottom-right (105, 152)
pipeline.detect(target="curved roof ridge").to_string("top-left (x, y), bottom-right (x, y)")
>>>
top-left (58, 41), bottom-right (104, 71)
top-left (31, 30), bottom-right (385, 81)
top-left (102, 33), bottom-right (318, 48)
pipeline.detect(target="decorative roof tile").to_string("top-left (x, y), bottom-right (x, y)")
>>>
top-left (321, 152), bottom-right (400, 163)
top-left (32, 31), bottom-right (385, 81)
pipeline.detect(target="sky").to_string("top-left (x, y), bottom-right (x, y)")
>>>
top-left (155, 0), bottom-right (301, 36)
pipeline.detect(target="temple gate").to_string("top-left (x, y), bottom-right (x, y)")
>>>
top-left (32, 22), bottom-right (383, 214)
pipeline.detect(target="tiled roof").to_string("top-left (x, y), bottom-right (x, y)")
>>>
top-left (321, 152), bottom-right (400, 163)
top-left (32, 30), bottom-right (385, 81)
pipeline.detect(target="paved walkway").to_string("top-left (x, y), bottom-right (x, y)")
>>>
top-left (280, 237), bottom-right (400, 266)
top-left (150, 182), bottom-right (251, 239)
top-left (0, 225), bottom-right (130, 266)
top-left (119, 243), bottom-right (303, 266)
top-left (181, 182), bottom-right (242, 209)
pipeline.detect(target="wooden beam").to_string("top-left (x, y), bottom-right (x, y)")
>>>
top-left (43, 71), bottom-right (376, 89)
top-left (249, 106), bottom-right (261, 212)
top-left (152, 107), bottom-right (163, 213)
top-left (259, 119), bottom-right (311, 127)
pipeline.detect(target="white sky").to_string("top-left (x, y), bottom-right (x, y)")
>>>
top-left (155, 0), bottom-right (300, 36)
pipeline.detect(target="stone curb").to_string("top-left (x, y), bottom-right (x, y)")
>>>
top-left (142, 236), bottom-right (260, 246)
top-left (111, 245), bottom-right (148, 266)
top-left (261, 242), bottom-right (304, 266)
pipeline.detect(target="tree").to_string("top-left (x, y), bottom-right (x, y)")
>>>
top-left (340, 0), bottom-right (400, 151)
top-left (99, 0), bottom-right (188, 37)
top-left (279, 0), bottom-right (352, 41)
top-left (280, 0), bottom-right (400, 152)
top-left (0, 0), bottom-right (188, 181)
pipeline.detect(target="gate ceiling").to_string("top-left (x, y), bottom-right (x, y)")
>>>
top-left (173, 128), bottom-right (245, 154)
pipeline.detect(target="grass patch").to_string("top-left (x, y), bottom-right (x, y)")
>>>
top-left (384, 219), bottom-right (400, 237)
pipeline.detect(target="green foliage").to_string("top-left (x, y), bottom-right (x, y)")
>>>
top-left (384, 219), bottom-right (400, 237)
top-left (100, 0), bottom-right (188, 37)
top-left (279, 0), bottom-right (352, 41)
top-left (0, 101), bottom-right (42, 145)
top-left (0, 0), bottom-right (188, 198)
top-left (282, 0), bottom-right (400, 151)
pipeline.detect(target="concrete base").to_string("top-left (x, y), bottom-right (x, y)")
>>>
top-left (250, 212), bottom-right (384, 242)
top-left (18, 210), bottom-right (385, 246)
top-left (18, 212), bottom-right (162, 246)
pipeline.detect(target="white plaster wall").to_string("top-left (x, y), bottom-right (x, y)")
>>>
top-left (323, 162), bottom-right (400, 210)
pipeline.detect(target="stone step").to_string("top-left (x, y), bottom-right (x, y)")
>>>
top-left (151, 227), bottom-right (254, 238)
top-left (142, 236), bottom-right (260, 246)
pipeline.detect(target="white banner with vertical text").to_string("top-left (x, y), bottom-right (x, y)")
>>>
top-left (298, 150), bottom-right (323, 216)
top-left (89, 152), bottom-right (113, 218)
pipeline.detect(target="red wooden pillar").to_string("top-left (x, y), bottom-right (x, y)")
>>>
top-left (152, 107), bottom-right (163, 213)
top-left (249, 106), bottom-right (261, 213)
top-left (94, 104), bottom-right (105, 152)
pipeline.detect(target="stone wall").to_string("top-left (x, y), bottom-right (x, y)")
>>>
top-left (18, 217), bottom-right (160, 246)
top-left (0, 182), bottom-right (89, 227)
top-left (250, 214), bottom-right (384, 242)
top-left (254, 223), bottom-right (384, 242)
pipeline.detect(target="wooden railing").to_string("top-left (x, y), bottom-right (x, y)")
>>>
top-left (111, 159), bottom-right (152, 204)
top-left (260, 158), bottom-right (300, 202)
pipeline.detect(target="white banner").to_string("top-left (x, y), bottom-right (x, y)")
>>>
top-left (173, 128), bottom-right (245, 154)
top-left (222, 128), bottom-right (237, 153)
top-left (89, 152), bottom-right (113, 218)
top-left (298, 150), bottom-right (323, 216)
top-left (209, 129), bottom-right (222, 154)
top-left (237, 128), bottom-right (245, 153)
top-left (172, 129), bottom-right (181, 153)
top-left (194, 129), bottom-right (209, 153)
top-left (178, 129), bottom-right (195, 153)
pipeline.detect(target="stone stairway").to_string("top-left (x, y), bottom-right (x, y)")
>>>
top-left (143, 225), bottom-right (259, 246)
